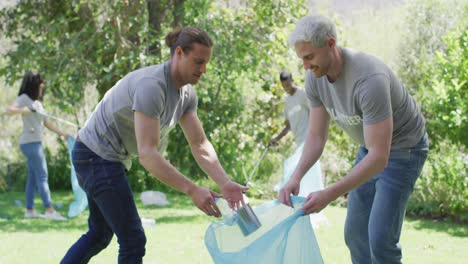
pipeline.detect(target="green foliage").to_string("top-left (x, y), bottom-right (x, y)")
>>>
top-left (126, 158), bottom-right (176, 193)
top-left (1, 192), bottom-right (467, 263)
top-left (165, 1), bottom-right (308, 187)
top-left (420, 29), bottom-right (467, 147)
top-left (0, 1), bottom-right (99, 113)
top-left (44, 139), bottom-right (72, 190)
top-left (0, 0), bottom-right (173, 108)
top-left (408, 140), bottom-right (468, 222)
top-left (0, 161), bottom-right (27, 192)
top-left (398, 0), bottom-right (467, 220)
top-left (320, 123), bottom-right (357, 187)
top-left (398, 0), bottom-right (466, 97)
top-left (1, 0), bottom-right (307, 194)
top-left (399, 0), bottom-right (467, 147)
top-left (0, 138), bottom-right (70, 192)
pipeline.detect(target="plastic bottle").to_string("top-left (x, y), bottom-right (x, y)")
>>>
top-left (215, 198), bottom-right (236, 225)
top-left (141, 218), bottom-right (156, 228)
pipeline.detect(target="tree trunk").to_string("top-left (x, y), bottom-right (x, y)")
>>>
top-left (172, 0), bottom-right (185, 28)
top-left (147, 0), bottom-right (167, 60)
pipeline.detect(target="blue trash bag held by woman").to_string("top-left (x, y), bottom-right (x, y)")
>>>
top-left (205, 196), bottom-right (323, 264)
top-left (66, 136), bottom-right (88, 217)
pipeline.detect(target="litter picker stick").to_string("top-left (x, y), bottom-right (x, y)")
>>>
top-left (1, 110), bottom-right (78, 128)
top-left (246, 146), bottom-right (269, 184)
top-left (40, 112), bottom-right (79, 128)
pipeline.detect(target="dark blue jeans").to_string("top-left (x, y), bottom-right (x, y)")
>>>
top-left (344, 134), bottom-right (429, 264)
top-left (61, 141), bottom-right (146, 264)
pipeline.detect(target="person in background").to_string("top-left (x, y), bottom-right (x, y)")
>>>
top-left (279, 14), bottom-right (428, 264)
top-left (6, 71), bottom-right (70, 221)
top-left (61, 27), bottom-right (248, 263)
top-left (269, 71), bottom-right (327, 228)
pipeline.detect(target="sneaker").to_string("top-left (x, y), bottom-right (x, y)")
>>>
top-left (24, 211), bottom-right (44, 219)
top-left (44, 211), bottom-right (67, 221)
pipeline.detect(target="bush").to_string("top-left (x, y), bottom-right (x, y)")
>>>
top-left (320, 123), bottom-right (357, 187)
top-left (408, 140), bottom-right (468, 222)
top-left (420, 29), bottom-right (467, 148)
top-left (44, 139), bottom-right (72, 190)
top-left (5, 138), bottom-right (74, 192)
top-left (126, 159), bottom-right (176, 193)
top-left (397, 0), bottom-right (467, 221)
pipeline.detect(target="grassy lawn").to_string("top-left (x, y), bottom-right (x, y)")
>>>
top-left (0, 191), bottom-right (466, 263)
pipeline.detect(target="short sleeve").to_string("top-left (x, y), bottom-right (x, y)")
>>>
top-left (299, 89), bottom-right (311, 110)
top-left (305, 71), bottom-right (323, 107)
top-left (132, 77), bottom-right (165, 119)
top-left (357, 74), bottom-right (392, 125)
top-left (15, 94), bottom-right (31, 107)
top-left (183, 86), bottom-right (198, 113)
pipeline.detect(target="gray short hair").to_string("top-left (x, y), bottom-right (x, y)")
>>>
top-left (288, 14), bottom-right (337, 47)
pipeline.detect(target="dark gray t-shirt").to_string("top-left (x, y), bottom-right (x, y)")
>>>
top-left (284, 88), bottom-right (310, 146)
top-left (15, 94), bottom-right (47, 144)
top-left (305, 47), bottom-right (425, 149)
top-left (78, 61), bottom-right (198, 165)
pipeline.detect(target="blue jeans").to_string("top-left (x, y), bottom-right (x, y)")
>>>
top-left (344, 134), bottom-right (429, 264)
top-left (20, 142), bottom-right (53, 210)
top-left (61, 141), bottom-right (146, 264)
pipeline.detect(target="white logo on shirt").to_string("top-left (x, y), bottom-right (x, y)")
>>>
top-left (325, 107), bottom-right (362, 126)
top-left (287, 105), bottom-right (302, 119)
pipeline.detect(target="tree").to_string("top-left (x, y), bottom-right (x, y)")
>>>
top-left (397, 0), bottom-right (467, 222)
top-left (1, 0), bottom-right (308, 191)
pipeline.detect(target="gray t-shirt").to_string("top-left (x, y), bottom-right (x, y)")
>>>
top-left (15, 94), bottom-right (47, 144)
top-left (284, 88), bottom-right (310, 146)
top-left (78, 61), bottom-right (198, 165)
top-left (305, 47), bottom-right (425, 149)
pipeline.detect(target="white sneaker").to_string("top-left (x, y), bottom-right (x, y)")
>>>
top-left (24, 211), bottom-right (44, 219)
top-left (44, 211), bottom-right (67, 221)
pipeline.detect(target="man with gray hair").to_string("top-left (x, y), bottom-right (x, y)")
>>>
top-left (278, 14), bottom-right (428, 264)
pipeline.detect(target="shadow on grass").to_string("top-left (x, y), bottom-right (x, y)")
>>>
top-left (155, 214), bottom-right (210, 224)
top-left (0, 218), bottom-right (88, 233)
top-left (0, 191), bottom-right (88, 233)
top-left (404, 216), bottom-right (467, 238)
top-left (0, 191), bottom-right (211, 232)
top-left (3, 191), bottom-right (466, 239)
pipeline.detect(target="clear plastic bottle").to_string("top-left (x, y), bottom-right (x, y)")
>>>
top-left (215, 198), bottom-right (236, 225)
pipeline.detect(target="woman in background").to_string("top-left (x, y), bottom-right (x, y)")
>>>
top-left (6, 71), bottom-right (70, 220)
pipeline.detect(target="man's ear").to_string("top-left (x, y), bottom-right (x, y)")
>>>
top-left (175, 46), bottom-right (183, 57)
top-left (327, 38), bottom-right (336, 48)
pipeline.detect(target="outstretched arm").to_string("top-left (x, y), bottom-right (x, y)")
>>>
top-left (5, 102), bottom-right (31, 115)
top-left (269, 120), bottom-right (291, 146)
top-left (44, 120), bottom-right (72, 138)
top-left (279, 105), bottom-right (330, 206)
top-left (179, 112), bottom-right (248, 209)
top-left (301, 116), bottom-right (392, 214)
top-left (135, 110), bottom-right (222, 217)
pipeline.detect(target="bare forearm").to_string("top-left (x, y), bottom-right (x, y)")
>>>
top-left (44, 121), bottom-right (67, 137)
top-left (191, 140), bottom-right (229, 187)
top-left (6, 106), bottom-right (29, 115)
top-left (327, 117), bottom-right (393, 200)
top-left (327, 152), bottom-right (388, 200)
top-left (139, 150), bottom-right (198, 195)
top-left (274, 126), bottom-right (290, 141)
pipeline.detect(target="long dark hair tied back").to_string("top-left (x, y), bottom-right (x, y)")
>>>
top-left (165, 27), bottom-right (213, 56)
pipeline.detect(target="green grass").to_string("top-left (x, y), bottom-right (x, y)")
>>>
top-left (0, 191), bottom-right (466, 263)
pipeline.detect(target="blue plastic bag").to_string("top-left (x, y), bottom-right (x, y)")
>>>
top-left (275, 143), bottom-right (329, 228)
top-left (205, 196), bottom-right (323, 264)
top-left (66, 136), bottom-right (88, 217)
top-left (275, 143), bottom-right (323, 197)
